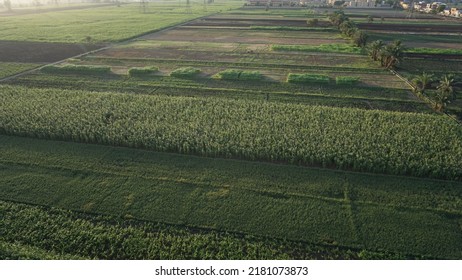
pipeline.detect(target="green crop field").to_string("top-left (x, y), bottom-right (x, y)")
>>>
top-left (1, 85), bottom-right (461, 180)
top-left (1, 135), bottom-right (461, 259)
top-left (0, 63), bottom-right (40, 79)
top-left (0, 1), bottom-right (243, 43)
top-left (1, 4), bottom-right (462, 261)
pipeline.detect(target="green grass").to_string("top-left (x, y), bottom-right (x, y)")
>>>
top-left (0, 62), bottom-right (40, 79)
top-left (336, 76), bottom-right (360, 85)
top-left (406, 48), bottom-right (462, 55)
top-left (170, 67), bottom-right (201, 78)
top-left (214, 69), bottom-right (263, 81)
top-left (368, 33), bottom-right (462, 45)
top-left (0, 1), bottom-right (243, 43)
top-left (287, 73), bottom-right (330, 84)
top-left (128, 66), bottom-right (159, 77)
top-left (272, 44), bottom-right (363, 54)
top-left (1, 85), bottom-right (461, 180)
top-left (0, 135), bottom-right (461, 258)
top-left (41, 64), bottom-right (111, 75)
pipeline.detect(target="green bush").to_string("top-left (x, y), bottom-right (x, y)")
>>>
top-left (336, 76), bottom-right (360, 85)
top-left (128, 66), bottom-right (158, 77)
top-left (214, 69), bottom-right (263, 81)
top-left (41, 64), bottom-right (111, 75)
top-left (287, 73), bottom-right (330, 84)
top-left (170, 67), bottom-right (201, 78)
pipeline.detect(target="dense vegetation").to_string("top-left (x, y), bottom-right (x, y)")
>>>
top-left (1, 85), bottom-right (461, 180)
top-left (1, 135), bottom-right (461, 259)
top-left (214, 69), bottom-right (263, 81)
top-left (170, 67), bottom-right (201, 78)
top-left (128, 66), bottom-right (159, 77)
top-left (287, 73), bottom-right (330, 84)
top-left (0, 200), bottom-right (410, 260)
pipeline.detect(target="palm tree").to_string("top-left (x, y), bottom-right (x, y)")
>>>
top-left (435, 74), bottom-right (456, 111)
top-left (412, 72), bottom-right (434, 95)
top-left (339, 21), bottom-right (356, 36)
top-left (367, 40), bottom-right (384, 61)
top-left (329, 11), bottom-right (348, 27)
top-left (440, 74), bottom-right (456, 101)
top-left (380, 40), bottom-right (405, 69)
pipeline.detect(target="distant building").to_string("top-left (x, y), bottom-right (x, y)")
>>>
top-left (346, 0), bottom-right (376, 8)
top-left (450, 7), bottom-right (460, 17)
top-left (246, 0), bottom-right (298, 6)
top-left (246, 0), bottom-right (327, 6)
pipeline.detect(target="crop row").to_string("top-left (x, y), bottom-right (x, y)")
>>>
top-left (2, 134), bottom-right (462, 258)
top-left (0, 200), bottom-right (386, 260)
top-left (1, 85), bottom-right (460, 180)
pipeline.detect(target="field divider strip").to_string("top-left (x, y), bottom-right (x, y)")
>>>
top-left (391, 69), bottom-right (462, 125)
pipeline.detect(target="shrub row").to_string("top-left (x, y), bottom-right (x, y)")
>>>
top-left (170, 67), bottom-right (201, 78)
top-left (128, 66), bottom-right (159, 77)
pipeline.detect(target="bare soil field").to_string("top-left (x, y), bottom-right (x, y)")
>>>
top-left (186, 17), bottom-right (311, 27)
top-left (141, 28), bottom-right (342, 45)
top-left (0, 41), bottom-right (104, 63)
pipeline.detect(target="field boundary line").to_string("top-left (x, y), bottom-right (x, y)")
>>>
top-left (0, 12), bottom-right (222, 83)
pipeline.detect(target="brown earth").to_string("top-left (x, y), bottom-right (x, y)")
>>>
top-left (0, 41), bottom-right (105, 63)
top-left (185, 17), bottom-right (317, 28)
top-left (141, 28), bottom-right (344, 45)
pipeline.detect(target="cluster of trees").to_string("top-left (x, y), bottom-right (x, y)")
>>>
top-left (367, 40), bottom-right (405, 69)
top-left (328, 11), bottom-right (404, 69)
top-left (328, 11), bottom-right (368, 48)
top-left (412, 73), bottom-right (458, 112)
top-left (327, 11), bottom-right (458, 113)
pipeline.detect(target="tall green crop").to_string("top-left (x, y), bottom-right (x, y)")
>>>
top-left (1, 85), bottom-right (461, 180)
